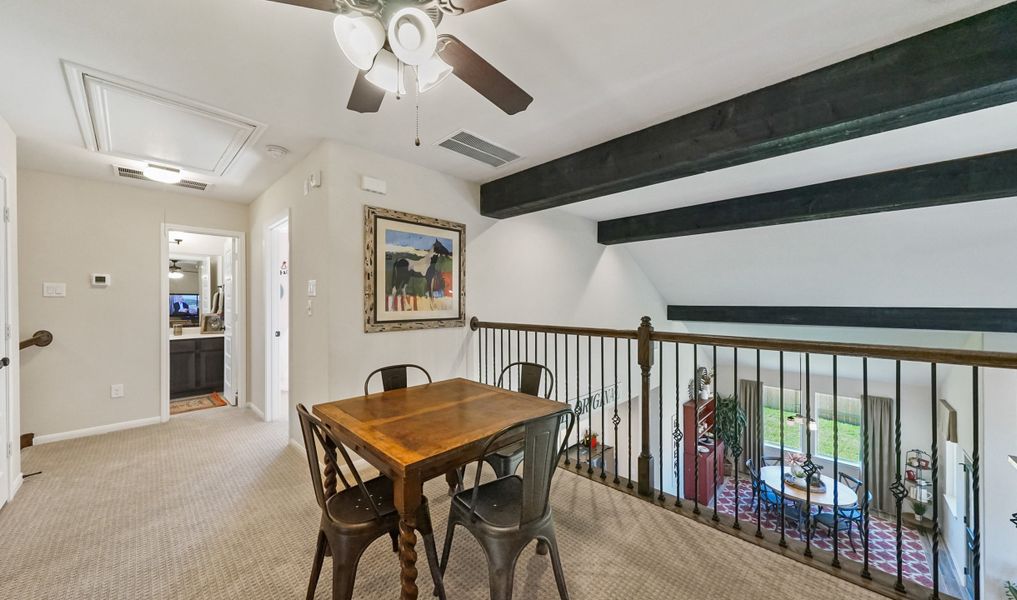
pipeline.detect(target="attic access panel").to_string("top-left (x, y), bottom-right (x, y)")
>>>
top-left (64, 61), bottom-right (265, 176)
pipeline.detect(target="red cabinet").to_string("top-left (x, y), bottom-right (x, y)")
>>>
top-left (682, 396), bottom-right (725, 505)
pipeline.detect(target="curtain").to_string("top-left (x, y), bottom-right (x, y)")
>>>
top-left (739, 379), bottom-right (762, 475)
top-left (863, 394), bottom-right (895, 514)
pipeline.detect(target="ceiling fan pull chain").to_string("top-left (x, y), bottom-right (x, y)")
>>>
top-left (415, 66), bottom-right (421, 147)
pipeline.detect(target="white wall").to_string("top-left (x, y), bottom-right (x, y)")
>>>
top-left (248, 140), bottom-right (667, 445)
top-left (0, 114), bottom-right (21, 498)
top-left (18, 170), bottom-right (248, 439)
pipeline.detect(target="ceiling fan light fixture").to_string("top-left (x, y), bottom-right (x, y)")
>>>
top-left (416, 54), bottom-right (453, 93)
top-left (143, 164), bottom-right (183, 184)
top-left (333, 14), bottom-right (386, 71)
top-left (168, 260), bottom-right (184, 280)
top-left (365, 49), bottom-right (407, 95)
top-left (386, 7), bottom-right (437, 66)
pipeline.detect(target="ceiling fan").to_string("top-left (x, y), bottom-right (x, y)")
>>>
top-left (267, 0), bottom-right (533, 115)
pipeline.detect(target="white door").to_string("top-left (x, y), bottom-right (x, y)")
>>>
top-left (0, 177), bottom-right (9, 506)
top-left (222, 237), bottom-right (235, 404)
top-left (268, 220), bottom-right (289, 422)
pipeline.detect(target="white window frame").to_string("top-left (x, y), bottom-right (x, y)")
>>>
top-left (761, 386), bottom-right (862, 467)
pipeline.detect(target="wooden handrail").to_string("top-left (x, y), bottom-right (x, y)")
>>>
top-left (471, 316), bottom-right (1017, 369)
top-left (20, 330), bottom-right (53, 351)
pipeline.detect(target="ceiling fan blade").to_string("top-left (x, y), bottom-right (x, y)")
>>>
top-left (347, 70), bottom-right (385, 113)
top-left (436, 35), bottom-right (533, 115)
top-left (264, 0), bottom-right (338, 13)
top-left (440, 0), bottom-right (509, 14)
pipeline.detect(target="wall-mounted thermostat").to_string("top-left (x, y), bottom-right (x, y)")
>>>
top-left (91, 273), bottom-right (111, 288)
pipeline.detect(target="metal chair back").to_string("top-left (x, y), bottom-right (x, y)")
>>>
top-left (496, 361), bottom-right (554, 399)
top-left (468, 408), bottom-right (575, 527)
top-left (839, 472), bottom-right (863, 494)
top-left (296, 403), bottom-right (382, 517)
top-left (363, 364), bottom-right (432, 395)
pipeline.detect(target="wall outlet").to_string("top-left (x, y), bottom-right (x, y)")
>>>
top-left (110, 384), bottom-right (124, 399)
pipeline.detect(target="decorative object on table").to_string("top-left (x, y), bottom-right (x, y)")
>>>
top-left (173, 324), bottom-right (183, 336)
top-left (784, 452), bottom-right (825, 490)
top-left (713, 394), bottom-right (747, 476)
top-left (364, 205), bottom-right (465, 333)
top-left (687, 366), bottom-right (713, 401)
top-left (580, 429), bottom-right (598, 450)
top-left (200, 313), bottom-right (224, 333)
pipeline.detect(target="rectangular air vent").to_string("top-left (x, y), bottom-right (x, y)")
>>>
top-left (437, 130), bottom-right (520, 168)
top-left (114, 166), bottom-right (209, 191)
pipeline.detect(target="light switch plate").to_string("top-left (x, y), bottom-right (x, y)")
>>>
top-left (43, 282), bottom-right (67, 297)
top-left (307, 279), bottom-right (317, 297)
top-left (110, 383), bottom-right (124, 398)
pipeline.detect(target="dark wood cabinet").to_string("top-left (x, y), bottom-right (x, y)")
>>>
top-left (683, 396), bottom-right (725, 505)
top-left (170, 336), bottom-right (224, 399)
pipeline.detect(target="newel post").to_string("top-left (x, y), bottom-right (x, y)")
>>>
top-left (637, 316), bottom-right (655, 496)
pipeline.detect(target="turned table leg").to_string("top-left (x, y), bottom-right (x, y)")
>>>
top-left (395, 472), bottom-right (423, 600)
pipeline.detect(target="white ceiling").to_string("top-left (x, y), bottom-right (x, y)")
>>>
top-left (168, 231), bottom-right (229, 257)
top-left (0, 0), bottom-right (1010, 203)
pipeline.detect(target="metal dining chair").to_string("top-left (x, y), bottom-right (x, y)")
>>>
top-left (440, 408), bottom-right (576, 600)
top-left (296, 404), bottom-right (446, 600)
top-left (813, 474), bottom-right (870, 553)
top-left (745, 458), bottom-right (782, 513)
top-left (483, 362), bottom-right (555, 478)
top-left (363, 364), bottom-right (432, 395)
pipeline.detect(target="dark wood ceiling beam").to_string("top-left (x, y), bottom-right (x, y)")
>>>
top-left (596, 149), bottom-right (1017, 244)
top-left (480, 4), bottom-right (1017, 218)
top-left (666, 306), bottom-right (1017, 333)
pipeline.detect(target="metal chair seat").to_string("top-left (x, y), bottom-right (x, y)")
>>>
top-left (451, 475), bottom-right (525, 528)
top-left (326, 475), bottom-right (397, 525)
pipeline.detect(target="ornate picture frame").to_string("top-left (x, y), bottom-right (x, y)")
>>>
top-left (364, 205), bottom-right (466, 333)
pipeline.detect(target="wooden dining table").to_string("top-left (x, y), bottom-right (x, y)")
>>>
top-left (313, 377), bottom-right (566, 600)
top-left (760, 465), bottom-right (859, 509)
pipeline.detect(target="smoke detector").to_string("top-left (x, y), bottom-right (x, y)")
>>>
top-left (265, 145), bottom-right (290, 159)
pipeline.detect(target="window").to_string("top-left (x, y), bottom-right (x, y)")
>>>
top-left (813, 393), bottom-right (862, 465)
top-left (762, 385), bottom-right (802, 452)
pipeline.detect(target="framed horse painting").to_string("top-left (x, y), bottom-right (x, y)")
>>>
top-left (363, 205), bottom-right (466, 333)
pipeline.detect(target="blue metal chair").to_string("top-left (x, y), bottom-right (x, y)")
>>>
top-left (813, 484), bottom-right (872, 553)
top-left (745, 458), bottom-right (782, 513)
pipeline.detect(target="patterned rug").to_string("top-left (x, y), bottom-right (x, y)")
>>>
top-left (713, 477), bottom-right (933, 589)
top-left (169, 392), bottom-right (227, 415)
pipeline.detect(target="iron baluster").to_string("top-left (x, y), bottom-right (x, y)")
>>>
top-left (803, 353), bottom-right (817, 558)
top-left (563, 335), bottom-right (571, 466)
top-left (930, 363), bottom-right (940, 598)
top-left (659, 341), bottom-right (665, 500)
top-left (779, 351), bottom-right (787, 548)
top-left (862, 357), bottom-right (872, 579)
top-left (613, 338), bottom-right (621, 484)
top-left (576, 334), bottom-right (582, 471)
top-left (601, 336), bottom-right (607, 480)
top-left (693, 344), bottom-right (700, 515)
top-left (507, 329), bottom-right (513, 390)
top-left (972, 366), bottom-right (981, 600)
top-left (588, 335), bottom-right (594, 475)
top-left (832, 355), bottom-right (840, 569)
top-left (712, 345), bottom-right (719, 522)
top-left (732, 347), bottom-right (741, 530)
top-left (891, 361), bottom-right (907, 593)
top-left (674, 342), bottom-right (682, 507)
top-left (755, 350), bottom-right (763, 539)
top-left (627, 339), bottom-right (634, 489)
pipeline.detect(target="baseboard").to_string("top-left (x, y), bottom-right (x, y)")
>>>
top-left (10, 473), bottom-right (23, 499)
top-left (33, 416), bottom-right (162, 445)
top-left (249, 403), bottom-right (266, 421)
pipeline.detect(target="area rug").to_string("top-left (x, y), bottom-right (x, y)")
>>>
top-left (170, 392), bottom-right (227, 415)
top-left (713, 478), bottom-right (933, 589)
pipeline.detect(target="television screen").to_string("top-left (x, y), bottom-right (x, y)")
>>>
top-left (170, 294), bottom-right (200, 321)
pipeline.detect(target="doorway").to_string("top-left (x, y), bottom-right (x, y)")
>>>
top-left (266, 217), bottom-right (289, 423)
top-left (160, 225), bottom-right (246, 422)
top-left (0, 173), bottom-right (9, 507)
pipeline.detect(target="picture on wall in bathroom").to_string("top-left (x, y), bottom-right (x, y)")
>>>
top-left (363, 205), bottom-right (465, 333)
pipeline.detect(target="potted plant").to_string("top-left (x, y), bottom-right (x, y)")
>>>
top-left (1005, 581), bottom-right (1016, 600)
top-left (714, 394), bottom-right (747, 475)
top-left (687, 367), bottom-right (714, 401)
top-left (912, 499), bottom-right (929, 521)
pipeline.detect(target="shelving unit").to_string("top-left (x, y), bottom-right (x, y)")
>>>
top-left (905, 449), bottom-right (932, 506)
top-left (682, 396), bottom-right (725, 505)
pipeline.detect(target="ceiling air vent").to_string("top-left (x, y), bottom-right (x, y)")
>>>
top-left (113, 166), bottom-right (209, 191)
top-left (437, 130), bottom-right (520, 168)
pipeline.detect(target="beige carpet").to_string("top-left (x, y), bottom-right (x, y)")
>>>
top-left (0, 407), bottom-right (883, 599)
